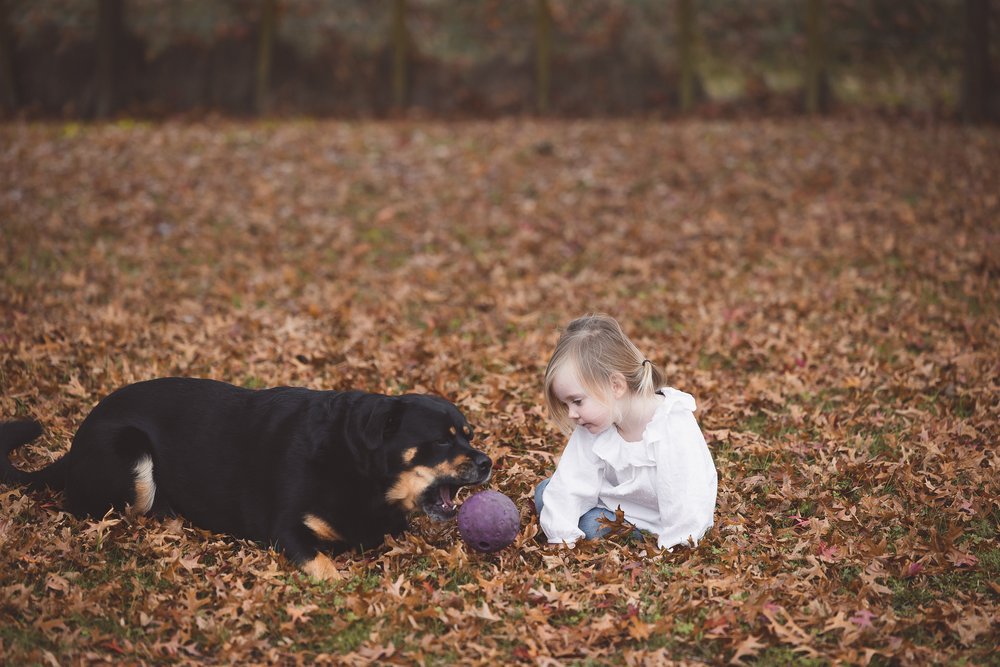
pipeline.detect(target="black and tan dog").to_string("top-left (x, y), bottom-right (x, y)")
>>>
top-left (0, 377), bottom-right (492, 579)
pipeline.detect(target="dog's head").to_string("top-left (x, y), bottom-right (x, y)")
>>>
top-left (349, 393), bottom-right (492, 521)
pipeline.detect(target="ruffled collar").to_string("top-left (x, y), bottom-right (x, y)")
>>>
top-left (590, 387), bottom-right (697, 471)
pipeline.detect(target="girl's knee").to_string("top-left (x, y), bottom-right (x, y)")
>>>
top-left (578, 507), bottom-right (643, 542)
top-left (578, 507), bottom-right (617, 540)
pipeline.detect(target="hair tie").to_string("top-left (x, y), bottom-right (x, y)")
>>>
top-left (642, 359), bottom-right (651, 367)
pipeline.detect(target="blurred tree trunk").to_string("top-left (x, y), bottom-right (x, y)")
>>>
top-left (804, 0), bottom-right (829, 115)
top-left (961, 0), bottom-right (992, 123)
top-left (677, 0), bottom-right (696, 112)
top-left (391, 0), bottom-right (408, 111)
top-left (256, 0), bottom-right (277, 115)
top-left (535, 0), bottom-right (552, 114)
top-left (0, 0), bottom-right (17, 113)
top-left (95, 0), bottom-right (124, 119)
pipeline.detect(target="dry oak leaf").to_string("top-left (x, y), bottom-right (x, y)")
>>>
top-left (949, 612), bottom-right (995, 647)
top-left (627, 616), bottom-right (655, 641)
top-left (947, 550), bottom-right (978, 568)
top-left (285, 603), bottom-right (319, 626)
top-left (470, 601), bottom-right (503, 622)
top-left (760, 604), bottom-right (819, 657)
top-left (850, 609), bottom-right (877, 629)
top-left (45, 573), bottom-right (71, 594)
top-left (729, 634), bottom-right (767, 664)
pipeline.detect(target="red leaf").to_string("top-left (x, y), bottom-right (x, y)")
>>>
top-left (850, 609), bottom-right (877, 629)
top-left (817, 541), bottom-right (839, 563)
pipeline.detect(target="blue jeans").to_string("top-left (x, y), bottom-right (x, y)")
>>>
top-left (534, 478), bottom-right (642, 541)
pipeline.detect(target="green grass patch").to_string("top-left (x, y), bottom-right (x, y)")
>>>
top-left (698, 351), bottom-right (734, 371)
top-left (754, 646), bottom-right (828, 666)
top-left (307, 618), bottom-right (374, 654)
top-left (0, 621), bottom-right (62, 655)
top-left (241, 375), bottom-right (267, 389)
top-left (891, 548), bottom-right (1000, 617)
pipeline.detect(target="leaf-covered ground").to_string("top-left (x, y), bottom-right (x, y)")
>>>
top-left (1, 119), bottom-right (997, 665)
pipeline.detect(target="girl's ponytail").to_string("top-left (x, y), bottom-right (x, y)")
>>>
top-left (636, 358), bottom-right (664, 397)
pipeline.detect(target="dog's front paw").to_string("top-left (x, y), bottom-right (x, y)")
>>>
top-left (301, 553), bottom-right (343, 581)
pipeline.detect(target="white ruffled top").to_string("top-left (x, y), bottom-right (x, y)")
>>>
top-left (539, 387), bottom-right (718, 550)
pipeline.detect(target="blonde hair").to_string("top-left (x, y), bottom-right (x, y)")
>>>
top-left (544, 313), bottom-right (665, 433)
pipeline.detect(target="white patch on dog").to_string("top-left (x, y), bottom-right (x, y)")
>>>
top-left (132, 454), bottom-right (156, 515)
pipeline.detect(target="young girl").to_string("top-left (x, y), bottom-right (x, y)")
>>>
top-left (535, 314), bottom-right (718, 550)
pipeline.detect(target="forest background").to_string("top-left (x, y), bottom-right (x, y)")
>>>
top-left (0, 0), bottom-right (997, 122)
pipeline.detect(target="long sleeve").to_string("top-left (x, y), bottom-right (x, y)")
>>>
top-left (539, 428), bottom-right (604, 545)
top-left (651, 404), bottom-right (718, 550)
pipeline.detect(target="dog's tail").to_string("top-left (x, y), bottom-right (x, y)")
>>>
top-left (0, 420), bottom-right (69, 491)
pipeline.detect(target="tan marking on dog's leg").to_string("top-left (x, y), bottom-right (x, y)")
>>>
top-left (401, 447), bottom-right (417, 465)
top-left (386, 466), bottom-right (435, 510)
top-left (303, 514), bottom-right (341, 543)
top-left (302, 553), bottom-right (342, 581)
top-left (130, 454), bottom-right (156, 515)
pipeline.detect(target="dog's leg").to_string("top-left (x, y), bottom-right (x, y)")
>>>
top-left (128, 454), bottom-right (156, 516)
top-left (278, 515), bottom-right (347, 581)
top-left (301, 552), bottom-right (342, 581)
top-left (64, 423), bottom-right (152, 518)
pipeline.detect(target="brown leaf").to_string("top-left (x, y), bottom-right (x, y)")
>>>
top-left (729, 635), bottom-right (767, 664)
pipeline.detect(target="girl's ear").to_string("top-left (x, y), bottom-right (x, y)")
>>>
top-left (610, 372), bottom-right (628, 399)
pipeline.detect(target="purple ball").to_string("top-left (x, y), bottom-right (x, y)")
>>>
top-left (457, 490), bottom-right (520, 553)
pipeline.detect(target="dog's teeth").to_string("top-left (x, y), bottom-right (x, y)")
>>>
top-left (439, 485), bottom-right (454, 508)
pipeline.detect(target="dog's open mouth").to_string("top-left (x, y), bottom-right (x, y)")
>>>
top-left (437, 484), bottom-right (457, 513)
top-left (419, 453), bottom-right (492, 522)
top-left (423, 483), bottom-right (461, 521)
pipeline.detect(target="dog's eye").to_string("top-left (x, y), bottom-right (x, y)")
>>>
top-left (434, 441), bottom-right (451, 453)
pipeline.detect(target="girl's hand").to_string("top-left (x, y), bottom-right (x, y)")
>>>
top-left (545, 540), bottom-right (576, 550)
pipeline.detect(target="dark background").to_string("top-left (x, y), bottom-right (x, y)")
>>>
top-left (0, 0), bottom-right (996, 122)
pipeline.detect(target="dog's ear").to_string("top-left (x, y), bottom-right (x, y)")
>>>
top-left (363, 396), bottom-right (400, 450)
top-left (346, 396), bottom-right (399, 477)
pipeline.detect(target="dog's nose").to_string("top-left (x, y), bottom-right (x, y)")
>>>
top-left (474, 452), bottom-right (493, 478)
